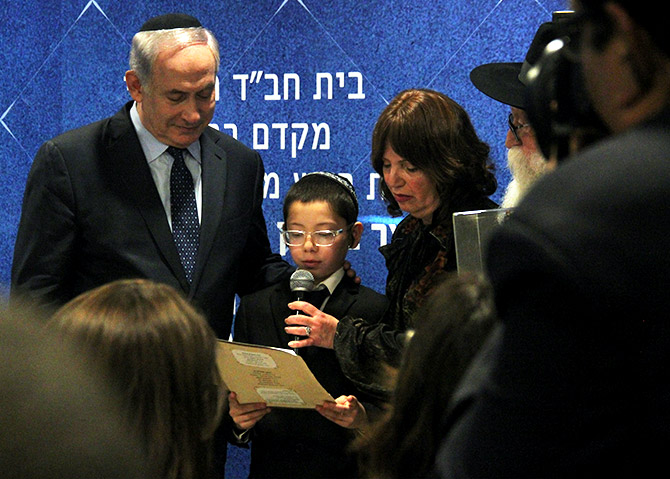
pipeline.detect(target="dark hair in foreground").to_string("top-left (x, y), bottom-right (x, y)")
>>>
top-left (1, 302), bottom-right (153, 478)
top-left (355, 273), bottom-right (497, 479)
top-left (49, 279), bottom-right (223, 479)
top-left (371, 88), bottom-right (497, 216)
top-left (579, 0), bottom-right (670, 57)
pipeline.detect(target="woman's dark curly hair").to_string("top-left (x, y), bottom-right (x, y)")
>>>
top-left (371, 88), bottom-right (497, 216)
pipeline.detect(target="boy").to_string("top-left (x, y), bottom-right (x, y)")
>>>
top-left (229, 172), bottom-right (388, 479)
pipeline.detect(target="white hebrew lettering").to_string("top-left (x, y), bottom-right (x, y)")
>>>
top-left (336, 71), bottom-right (346, 88)
top-left (249, 124), bottom-right (332, 158)
top-left (250, 70), bottom-right (263, 83)
top-left (313, 71), bottom-right (365, 100)
top-left (371, 224), bottom-right (388, 246)
top-left (264, 73), bottom-right (281, 101)
top-left (367, 173), bottom-right (380, 200)
top-left (253, 123), bottom-right (269, 149)
top-left (264, 172), bottom-right (280, 199)
top-left (232, 73), bottom-right (249, 100)
top-left (223, 123), bottom-right (237, 139)
top-left (313, 72), bottom-right (333, 100)
top-left (291, 123), bottom-right (309, 159)
top-left (338, 173), bottom-right (353, 185)
top-left (272, 123), bottom-right (289, 150)
top-left (284, 73), bottom-right (300, 100)
top-left (371, 223), bottom-right (397, 247)
top-left (348, 71), bottom-right (365, 99)
top-left (311, 122), bottom-right (330, 150)
top-left (233, 71), bottom-right (263, 100)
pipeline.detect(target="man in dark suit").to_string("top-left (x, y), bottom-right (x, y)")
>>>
top-left (435, 1), bottom-right (670, 477)
top-left (10, 13), bottom-right (290, 339)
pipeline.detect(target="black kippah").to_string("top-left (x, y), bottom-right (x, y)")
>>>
top-left (302, 172), bottom-right (358, 210)
top-left (139, 13), bottom-right (202, 32)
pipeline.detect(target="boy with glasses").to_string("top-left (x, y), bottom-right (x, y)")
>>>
top-left (228, 172), bottom-right (387, 479)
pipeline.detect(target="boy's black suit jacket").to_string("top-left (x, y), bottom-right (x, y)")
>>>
top-left (233, 274), bottom-right (388, 479)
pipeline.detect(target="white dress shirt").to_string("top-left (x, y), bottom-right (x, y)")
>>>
top-left (130, 103), bottom-right (202, 230)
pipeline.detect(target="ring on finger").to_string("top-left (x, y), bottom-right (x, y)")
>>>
top-left (305, 325), bottom-right (312, 336)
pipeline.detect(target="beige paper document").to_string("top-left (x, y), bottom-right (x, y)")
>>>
top-left (216, 340), bottom-right (335, 409)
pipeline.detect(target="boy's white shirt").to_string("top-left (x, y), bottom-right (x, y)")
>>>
top-left (314, 267), bottom-right (344, 309)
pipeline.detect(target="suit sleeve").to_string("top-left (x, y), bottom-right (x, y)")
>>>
top-left (232, 296), bottom-right (250, 344)
top-left (333, 315), bottom-right (404, 399)
top-left (436, 213), bottom-right (621, 477)
top-left (329, 285), bottom-right (395, 401)
top-left (235, 151), bottom-right (292, 296)
top-left (11, 140), bottom-right (77, 308)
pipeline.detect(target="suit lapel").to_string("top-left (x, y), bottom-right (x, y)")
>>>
top-left (190, 128), bottom-right (228, 291)
top-left (105, 103), bottom-right (189, 291)
top-left (323, 277), bottom-right (359, 319)
top-left (269, 282), bottom-right (294, 348)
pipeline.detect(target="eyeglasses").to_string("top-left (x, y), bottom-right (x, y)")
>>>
top-left (282, 228), bottom-right (348, 247)
top-left (508, 113), bottom-right (532, 142)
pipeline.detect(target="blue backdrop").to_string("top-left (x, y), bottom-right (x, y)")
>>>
top-left (0, 0), bottom-right (567, 475)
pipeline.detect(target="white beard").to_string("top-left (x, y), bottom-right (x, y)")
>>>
top-left (501, 146), bottom-right (548, 208)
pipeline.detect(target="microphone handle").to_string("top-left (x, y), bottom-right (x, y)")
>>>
top-left (294, 291), bottom-right (305, 352)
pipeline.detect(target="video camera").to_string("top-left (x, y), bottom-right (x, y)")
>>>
top-left (523, 11), bottom-right (608, 162)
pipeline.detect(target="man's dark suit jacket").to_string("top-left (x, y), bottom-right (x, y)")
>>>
top-left (233, 275), bottom-right (388, 479)
top-left (11, 102), bottom-right (290, 338)
top-left (435, 108), bottom-right (670, 477)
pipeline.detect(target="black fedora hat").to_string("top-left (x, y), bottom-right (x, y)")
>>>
top-left (470, 21), bottom-right (563, 109)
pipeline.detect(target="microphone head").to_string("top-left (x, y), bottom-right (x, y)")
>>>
top-left (289, 269), bottom-right (315, 293)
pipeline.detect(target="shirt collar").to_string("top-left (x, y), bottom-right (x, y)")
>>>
top-left (316, 268), bottom-right (344, 295)
top-left (130, 102), bottom-right (202, 164)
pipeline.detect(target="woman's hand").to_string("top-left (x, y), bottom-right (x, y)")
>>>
top-left (316, 395), bottom-right (367, 429)
top-left (284, 301), bottom-right (339, 349)
top-left (343, 260), bottom-right (361, 284)
top-left (228, 391), bottom-right (271, 430)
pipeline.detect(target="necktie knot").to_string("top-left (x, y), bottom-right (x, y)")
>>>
top-left (304, 286), bottom-right (330, 308)
top-left (167, 146), bottom-right (187, 161)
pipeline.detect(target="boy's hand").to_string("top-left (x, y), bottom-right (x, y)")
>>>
top-left (228, 391), bottom-right (270, 430)
top-left (285, 301), bottom-right (338, 349)
top-left (316, 395), bottom-right (367, 429)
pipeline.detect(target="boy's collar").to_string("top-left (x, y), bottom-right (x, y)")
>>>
top-left (315, 268), bottom-right (344, 295)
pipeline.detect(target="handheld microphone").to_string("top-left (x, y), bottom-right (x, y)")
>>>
top-left (289, 269), bottom-right (314, 349)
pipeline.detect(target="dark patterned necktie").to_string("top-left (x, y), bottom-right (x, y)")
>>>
top-left (167, 146), bottom-right (199, 283)
top-left (304, 286), bottom-right (330, 309)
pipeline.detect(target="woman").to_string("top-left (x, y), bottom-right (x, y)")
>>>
top-left (285, 88), bottom-right (497, 396)
top-left (355, 273), bottom-right (498, 479)
top-left (49, 279), bottom-right (224, 479)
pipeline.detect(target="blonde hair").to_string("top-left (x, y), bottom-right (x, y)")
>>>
top-left (50, 279), bottom-right (223, 479)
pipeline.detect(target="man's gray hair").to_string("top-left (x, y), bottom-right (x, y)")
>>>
top-left (129, 26), bottom-right (220, 89)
